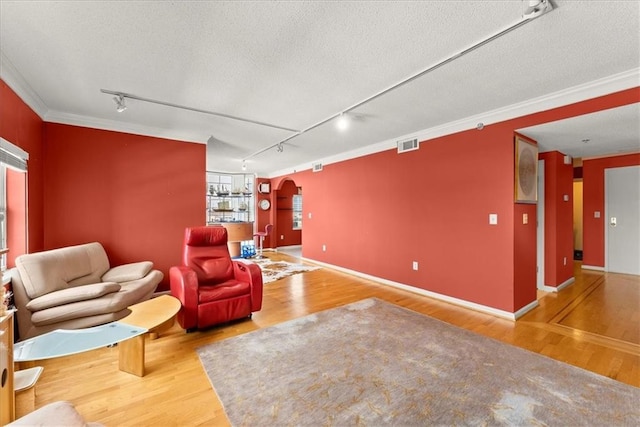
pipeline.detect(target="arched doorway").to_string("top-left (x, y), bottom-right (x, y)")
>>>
top-left (274, 178), bottom-right (302, 258)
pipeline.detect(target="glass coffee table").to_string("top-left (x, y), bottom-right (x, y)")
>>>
top-left (14, 323), bottom-right (147, 362)
top-left (14, 295), bottom-right (181, 377)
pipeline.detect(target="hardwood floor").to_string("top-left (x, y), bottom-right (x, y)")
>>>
top-left (18, 253), bottom-right (639, 426)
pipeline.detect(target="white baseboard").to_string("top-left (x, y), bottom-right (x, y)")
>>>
top-left (581, 265), bottom-right (605, 271)
top-left (514, 300), bottom-right (540, 319)
top-left (277, 245), bottom-right (302, 250)
top-left (538, 276), bottom-right (575, 293)
top-left (301, 257), bottom-right (538, 321)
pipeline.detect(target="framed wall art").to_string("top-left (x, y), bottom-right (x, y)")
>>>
top-left (514, 136), bottom-right (538, 203)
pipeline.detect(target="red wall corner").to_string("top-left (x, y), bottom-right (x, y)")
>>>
top-left (43, 123), bottom-right (206, 291)
top-left (0, 79), bottom-right (45, 256)
top-left (538, 151), bottom-right (574, 287)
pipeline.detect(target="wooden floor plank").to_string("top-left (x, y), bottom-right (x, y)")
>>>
top-left (17, 254), bottom-right (640, 425)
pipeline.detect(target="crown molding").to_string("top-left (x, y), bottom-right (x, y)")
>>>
top-left (2, 46), bottom-right (637, 175)
top-left (0, 51), bottom-right (49, 118)
top-left (44, 111), bottom-right (206, 145)
top-left (267, 68), bottom-right (640, 178)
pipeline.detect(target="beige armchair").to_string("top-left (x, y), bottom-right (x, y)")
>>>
top-left (10, 242), bottom-right (163, 340)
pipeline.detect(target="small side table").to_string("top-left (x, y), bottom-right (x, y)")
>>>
top-left (14, 366), bottom-right (43, 417)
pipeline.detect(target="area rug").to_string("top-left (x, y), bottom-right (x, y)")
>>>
top-left (197, 298), bottom-right (639, 426)
top-left (247, 259), bottom-right (319, 284)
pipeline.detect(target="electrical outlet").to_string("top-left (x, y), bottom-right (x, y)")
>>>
top-left (412, 261), bottom-right (418, 271)
top-left (563, 256), bottom-right (567, 266)
top-left (308, 212), bottom-right (312, 219)
top-left (280, 235), bottom-right (284, 240)
top-left (322, 244), bottom-right (326, 252)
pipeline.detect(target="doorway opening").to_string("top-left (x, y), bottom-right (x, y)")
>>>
top-left (274, 179), bottom-right (302, 259)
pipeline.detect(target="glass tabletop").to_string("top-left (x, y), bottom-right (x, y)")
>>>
top-left (14, 321), bottom-right (148, 362)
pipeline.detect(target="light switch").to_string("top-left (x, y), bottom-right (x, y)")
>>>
top-left (594, 211), bottom-right (601, 218)
top-left (489, 214), bottom-right (498, 225)
top-left (523, 213), bottom-right (528, 224)
top-left (308, 212), bottom-right (312, 219)
top-left (563, 194), bottom-right (569, 202)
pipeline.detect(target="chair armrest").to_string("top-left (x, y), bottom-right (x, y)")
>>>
top-left (169, 266), bottom-right (199, 329)
top-left (233, 261), bottom-right (263, 312)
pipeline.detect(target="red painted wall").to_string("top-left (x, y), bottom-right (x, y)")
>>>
top-left (583, 153), bottom-right (640, 268)
top-left (539, 151), bottom-right (574, 286)
top-left (271, 89), bottom-right (639, 314)
top-left (43, 123), bottom-right (205, 291)
top-left (275, 179), bottom-right (302, 247)
top-left (274, 124), bottom-right (518, 312)
top-left (3, 74), bottom-right (638, 313)
top-left (512, 133), bottom-right (538, 309)
top-left (0, 80), bottom-right (45, 257)
top-left (513, 201), bottom-right (537, 309)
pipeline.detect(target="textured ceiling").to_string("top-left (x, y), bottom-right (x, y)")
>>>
top-left (1, 1), bottom-right (638, 176)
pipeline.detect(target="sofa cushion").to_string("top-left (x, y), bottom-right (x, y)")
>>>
top-left (101, 261), bottom-right (153, 283)
top-left (25, 282), bottom-right (121, 312)
top-left (30, 276), bottom-right (158, 326)
top-left (16, 242), bottom-right (110, 299)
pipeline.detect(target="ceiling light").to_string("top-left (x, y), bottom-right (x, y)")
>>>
top-left (276, 143), bottom-right (284, 153)
top-left (101, 89), bottom-right (298, 132)
top-left (336, 114), bottom-right (349, 131)
top-left (524, 0), bottom-right (553, 19)
top-left (113, 95), bottom-right (127, 113)
top-left (242, 161), bottom-right (247, 171)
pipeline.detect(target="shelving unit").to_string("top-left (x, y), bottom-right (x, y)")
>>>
top-left (206, 172), bottom-right (255, 224)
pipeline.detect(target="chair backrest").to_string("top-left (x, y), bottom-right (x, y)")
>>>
top-left (264, 224), bottom-right (274, 235)
top-left (182, 226), bottom-right (234, 285)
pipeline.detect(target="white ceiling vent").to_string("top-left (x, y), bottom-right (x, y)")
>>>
top-left (312, 163), bottom-right (323, 172)
top-left (397, 138), bottom-right (419, 153)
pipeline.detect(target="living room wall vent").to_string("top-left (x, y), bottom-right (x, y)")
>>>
top-left (397, 138), bottom-right (419, 153)
top-left (312, 163), bottom-right (323, 172)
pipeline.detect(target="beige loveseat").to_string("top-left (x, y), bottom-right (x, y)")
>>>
top-left (10, 242), bottom-right (163, 340)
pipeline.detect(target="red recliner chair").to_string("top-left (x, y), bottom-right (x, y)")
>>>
top-left (170, 226), bottom-right (263, 331)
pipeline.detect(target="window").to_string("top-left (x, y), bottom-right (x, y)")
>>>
top-left (293, 194), bottom-right (302, 230)
top-left (0, 137), bottom-right (29, 273)
top-left (0, 165), bottom-right (6, 272)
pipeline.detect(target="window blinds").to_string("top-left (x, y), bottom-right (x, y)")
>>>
top-left (0, 137), bottom-right (28, 171)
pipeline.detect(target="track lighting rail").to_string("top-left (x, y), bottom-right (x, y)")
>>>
top-left (243, 0), bottom-right (554, 163)
top-left (100, 89), bottom-right (300, 133)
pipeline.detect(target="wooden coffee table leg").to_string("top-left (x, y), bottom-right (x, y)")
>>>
top-left (118, 334), bottom-right (146, 377)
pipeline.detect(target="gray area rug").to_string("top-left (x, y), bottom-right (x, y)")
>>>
top-left (197, 298), bottom-right (639, 426)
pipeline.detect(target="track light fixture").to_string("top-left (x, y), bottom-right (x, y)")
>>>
top-left (243, 3), bottom-right (555, 165)
top-left (276, 143), bottom-right (284, 153)
top-left (113, 95), bottom-right (127, 113)
top-left (242, 161), bottom-right (247, 171)
top-left (101, 89), bottom-right (299, 132)
top-left (524, 0), bottom-right (553, 19)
